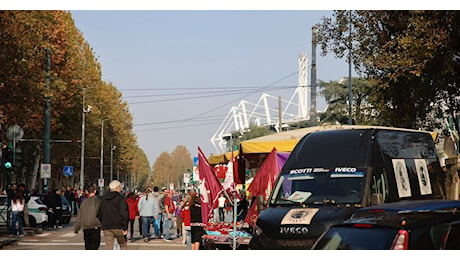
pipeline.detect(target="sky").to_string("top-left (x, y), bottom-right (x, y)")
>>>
top-left (68, 9), bottom-right (355, 165)
top-left (8, 0), bottom-right (448, 166)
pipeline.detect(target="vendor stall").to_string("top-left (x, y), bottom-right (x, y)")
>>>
top-left (202, 222), bottom-right (252, 250)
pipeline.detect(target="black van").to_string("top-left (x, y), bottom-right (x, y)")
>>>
top-left (249, 127), bottom-right (446, 249)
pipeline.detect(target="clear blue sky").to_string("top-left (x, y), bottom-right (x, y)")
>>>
top-left (69, 10), bottom-right (354, 165)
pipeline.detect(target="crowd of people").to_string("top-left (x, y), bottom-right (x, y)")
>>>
top-left (5, 180), bottom-right (251, 251)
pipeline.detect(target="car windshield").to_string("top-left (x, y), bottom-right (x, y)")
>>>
top-left (313, 226), bottom-right (398, 250)
top-left (271, 168), bottom-right (366, 205)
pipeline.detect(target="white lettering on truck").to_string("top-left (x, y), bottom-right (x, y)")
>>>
top-left (280, 226), bottom-right (309, 235)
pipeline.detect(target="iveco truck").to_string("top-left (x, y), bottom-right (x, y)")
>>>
top-left (249, 126), bottom-right (446, 249)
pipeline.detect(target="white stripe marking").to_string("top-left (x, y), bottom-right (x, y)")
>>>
top-left (61, 232), bottom-right (77, 237)
top-left (17, 242), bottom-right (185, 247)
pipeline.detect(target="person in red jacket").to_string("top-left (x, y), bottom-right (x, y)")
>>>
top-left (180, 197), bottom-right (191, 250)
top-left (126, 192), bottom-right (138, 242)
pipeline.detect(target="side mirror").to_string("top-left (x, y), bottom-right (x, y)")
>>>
top-left (256, 195), bottom-right (267, 213)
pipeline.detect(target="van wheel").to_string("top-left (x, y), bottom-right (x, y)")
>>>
top-left (29, 216), bottom-right (37, 228)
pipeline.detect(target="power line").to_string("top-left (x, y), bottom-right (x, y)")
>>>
top-left (132, 70), bottom-right (300, 132)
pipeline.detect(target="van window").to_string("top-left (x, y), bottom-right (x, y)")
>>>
top-left (370, 172), bottom-right (387, 205)
top-left (283, 130), bottom-right (372, 169)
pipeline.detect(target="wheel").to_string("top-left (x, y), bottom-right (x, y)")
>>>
top-left (29, 216), bottom-right (37, 228)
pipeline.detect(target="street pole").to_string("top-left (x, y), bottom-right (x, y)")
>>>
top-left (44, 48), bottom-right (51, 193)
top-left (80, 88), bottom-right (86, 191)
top-left (100, 119), bottom-right (109, 195)
top-left (310, 26), bottom-right (317, 126)
top-left (110, 139), bottom-right (116, 182)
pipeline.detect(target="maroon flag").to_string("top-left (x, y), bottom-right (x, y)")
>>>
top-left (198, 146), bottom-right (224, 224)
top-left (245, 148), bottom-right (281, 227)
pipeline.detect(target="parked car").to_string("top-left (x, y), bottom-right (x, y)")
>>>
top-left (0, 195), bottom-right (48, 229)
top-left (441, 220), bottom-right (460, 249)
top-left (311, 199), bottom-right (460, 250)
top-left (27, 196), bottom-right (49, 228)
top-left (60, 196), bottom-right (71, 224)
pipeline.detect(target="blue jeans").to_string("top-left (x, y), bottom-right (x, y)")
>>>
top-left (10, 211), bottom-right (24, 235)
top-left (163, 214), bottom-right (171, 239)
top-left (141, 216), bottom-right (152, 238)
top-left (154, 213), bottom-right (161, 237)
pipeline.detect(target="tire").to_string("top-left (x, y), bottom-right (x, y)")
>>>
top-left (29, 216), bottom-right (37, 228)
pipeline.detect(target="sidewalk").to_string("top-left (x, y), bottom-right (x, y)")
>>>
top-left (0, 236), bottom-right (18, 249)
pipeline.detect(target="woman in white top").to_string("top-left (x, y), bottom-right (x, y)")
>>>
top-left (10, 191), bottom-right (25, 237)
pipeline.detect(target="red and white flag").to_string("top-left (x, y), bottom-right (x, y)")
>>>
top-left (198, 146), bottom-right (224, 224)
top-left (245, 148), bottom-right (281, 227)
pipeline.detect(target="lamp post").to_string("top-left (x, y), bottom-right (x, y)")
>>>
top-left (110, 139), bottom-right (116, 182)
top-left (80, 88), bottom-right (92, 191)
top-left (100, 119), bottom-right (109, 195)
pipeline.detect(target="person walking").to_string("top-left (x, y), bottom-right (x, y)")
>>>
top-left (137, 187), bottom-right (159, 242)
top-left (180, 198), bottom-right (192, 250)
top-left (217, 193), bottom-right (226, 222)
top-left (10, 191), bottom-right (25, 237)
top-left (54, 189), bottom-right (63, 228)
top-left (126, 192), bottom-right (138, 242)
top-left (190, 194), bottom-right (205, 250)
top-left (175, 200), bottom-right (184, 237)
top-left (152, 186), bottom-right (163, 238)
top-left (163, 190), bottom-right (175, 241)
top-left (96, 180), bottom-right (129, 250)
top-left (74, 186), bottom-right (102, 250)
top-left (44, 190), bottom-right (57, 229)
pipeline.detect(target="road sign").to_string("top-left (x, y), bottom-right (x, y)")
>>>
top-left (169, 183), bottom-right (174, 191)
top-left (40, 164), bottom-right (51, 179)
top-left (184, 173), bottom-right (190, 184)
top-left (98, 178), bottom-right (104, 188)
top-left (64, 166), bottom-right (73, 176)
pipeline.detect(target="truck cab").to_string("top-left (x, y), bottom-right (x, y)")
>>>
top-left (249, 127), bottom-right (446, 249)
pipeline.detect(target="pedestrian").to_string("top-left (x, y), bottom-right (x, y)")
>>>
top-left (126, 192), bottom-right (138, 242)
top-left (218, 193), bottom-right (226, 222)
top-left (152, 186), bottom-right (163, 238)
top-left (163, 190), bottom-right (175, 241)
top-left (96, 180), bottom-right (129, 250)
top-left (137, 187), bottom-right (159, 242)
top-left (190, 194), bottom-right (205, 250)
top-left (74, 186), bottom-right (102, 250)
top-left (54, 189), bottom-right (63, 228)
top-left (175, 199), bottom-right (184, 237)
top-left (44, 190), bottom-right (57, 229)
top-left (10, 191), bottom-right (25, 237)
top-left (237, 192), bottom-right (249, 221)
top-left (180, 198), bottom-right (192, 250)
top-left (135, 192), bottom-right (142, 238)
top-left (6, 183), bottom-right (17, 207)
top-left (18, 184), bottom-right (30, 228)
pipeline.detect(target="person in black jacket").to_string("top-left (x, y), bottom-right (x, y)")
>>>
top-left (96, 180), bottom-right (129, 250)
top-left (44, 190), bottom-right (57, 229)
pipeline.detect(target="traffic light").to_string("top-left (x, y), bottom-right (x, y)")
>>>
top-left (2, 147), bottom-right (13, 169)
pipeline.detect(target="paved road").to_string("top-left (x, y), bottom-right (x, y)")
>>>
top-left (3, 216), bottom-right (187, 250)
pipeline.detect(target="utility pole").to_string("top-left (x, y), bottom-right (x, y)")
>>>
top-left (80, 88), bottom-right (86, 191)
top-left (110, 139), bottom-right (116, 182)
top-left (100, 119), bottom-right (109, 195)
top-left (44, 48), bottom-right (51, 193)
top-left (310, 26), bottom-right (317, 126)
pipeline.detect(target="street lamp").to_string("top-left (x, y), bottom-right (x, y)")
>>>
top-left (80, 88), bottom-right (92, 191)
top-left (110, 139), bottom-right (117, 182)
top-left (100, 118), bottom-right (109, 195)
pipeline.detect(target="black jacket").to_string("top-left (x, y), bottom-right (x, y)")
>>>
top-left (96, 191), bottom-right (128, 230)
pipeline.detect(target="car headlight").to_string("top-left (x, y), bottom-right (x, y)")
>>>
top-left (254, 223), bottom-right (263, 236)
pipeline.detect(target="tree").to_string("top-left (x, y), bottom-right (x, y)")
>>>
top-left (319, 77), bottom-right (380, 125)
top-left (316, 11), bottom-right (460, 130)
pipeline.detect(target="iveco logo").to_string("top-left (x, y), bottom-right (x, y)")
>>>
top-left (280, 227), bottom-right (309, 235)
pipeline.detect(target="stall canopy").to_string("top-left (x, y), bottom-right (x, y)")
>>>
top-left (209, 125), bottom-right (439, 163)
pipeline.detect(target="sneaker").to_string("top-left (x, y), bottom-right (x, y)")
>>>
top-left (19, 234), bottom-right (24, 238)
top-left (144, 238), bottom-right (149, 242)
top-left (163, 238), bottom-right (173, 242)
top-left (57, 226), bottom-right (63, 229)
